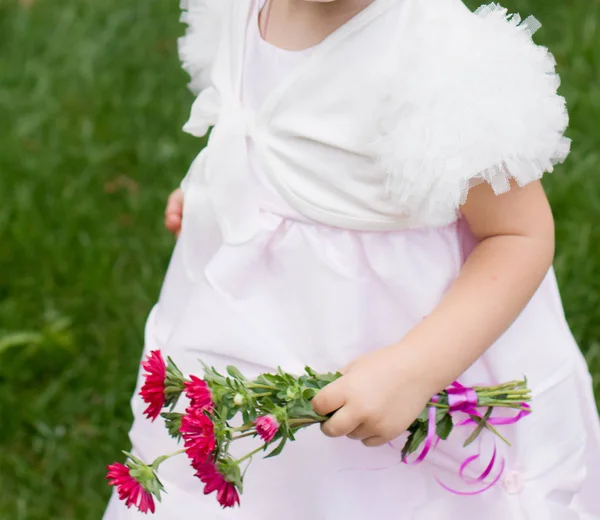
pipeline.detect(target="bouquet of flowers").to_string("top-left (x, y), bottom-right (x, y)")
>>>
top-left (107, 350), bottom-right (531, 514)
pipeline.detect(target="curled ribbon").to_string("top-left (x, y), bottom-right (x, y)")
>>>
top-left (403, 395), bottom-right (439, 465)
top-left (436, 446), bottom-right (506, 496)
top-left (403, 381), bottom-right (530, 495)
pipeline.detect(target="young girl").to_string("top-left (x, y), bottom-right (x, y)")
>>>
top-left (104, 0), bottom-right (600, 518)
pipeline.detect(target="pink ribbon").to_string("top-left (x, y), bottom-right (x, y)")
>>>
top-left (403, 396), bottom-right (439, 465)
top-left (484, 404), bottom-right (531, 425)
top-left (436, 446), bottom-right (506, 495)
top-left (447, 380), bottom-right (531, 426)
top-left (456, 404), bottom-right (531, 427)
top-left (403, 381), bottom-right (530, 495)
top-left (447, 382), bottom-right (479, 414)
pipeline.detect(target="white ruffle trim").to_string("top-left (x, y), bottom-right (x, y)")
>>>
top-left (374, 1), bottom-right (570, 221)
top-left (178, 0), bottom-right (226, 95)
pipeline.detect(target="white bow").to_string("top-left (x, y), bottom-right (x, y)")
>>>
top-left (180, 87), bottom-right (266, 282)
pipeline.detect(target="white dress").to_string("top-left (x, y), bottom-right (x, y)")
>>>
top-left (104, 0), bottom-right (600, 518)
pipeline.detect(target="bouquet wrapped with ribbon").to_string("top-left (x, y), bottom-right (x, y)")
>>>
top-left (107, 350), bottom-right (531, 513)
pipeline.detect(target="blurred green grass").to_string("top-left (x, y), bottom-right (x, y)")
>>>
top-left (0, 0), bottom-right (598, 517)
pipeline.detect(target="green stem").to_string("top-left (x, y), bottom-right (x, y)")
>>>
top-left (231, 431), bottom-right (256, 441)
top-left (246, 384), bottom-right (275, 391)
top-left (427, 402), bottom-right (449, 409)
top-left (463, 408), bottom-right (493, 447)
top-left (288, 418), bottom-right (320, 427)
top-left (236, 445), bottom-right (266, 464)
top-left (232, 424), bottom-right (257, 433)
top-left (479, 400), bottom-right (531, 410)
top-left (150, 448), bottom-right (187, 469)
top-left (478, 391), bottom-right (529, 397)
top-left (482, 420), bottom-right (511, 446)
top-left (472, 382), bottom-right (526, 393)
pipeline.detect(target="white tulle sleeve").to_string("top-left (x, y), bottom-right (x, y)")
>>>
top-left (374, 1), bottom-right (570, 222)
top-left (178, 0), bottom-right (227, 95)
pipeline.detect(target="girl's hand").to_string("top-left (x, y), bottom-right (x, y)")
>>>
top-left (311, 180), bottom-right (555, 449)
top-left (312, 345), bottom-right (434, 447)
top-left (165, 188), bottom-right (184, 237)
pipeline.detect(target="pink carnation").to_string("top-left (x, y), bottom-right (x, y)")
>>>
top-left (106, 462), bottom-right (155, 514)
top-left (184, 375), bottom-right (214, 411)
top-left (180, 407), bottom-right (216, 466)
top-left (255, 415), bottom-right (279, 443)
top-left (195, 461), bottom-right (240, 508)
top-left (139, 350), bottom-right (166, 421)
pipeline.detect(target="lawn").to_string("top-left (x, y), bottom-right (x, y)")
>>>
top-left (0, 0), bottom-right (599, 517)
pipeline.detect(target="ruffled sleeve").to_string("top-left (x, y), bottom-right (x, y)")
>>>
top-left (178, 0), bottom-right (227, 95)
top-left (375, 1), bottom-right (570, 222)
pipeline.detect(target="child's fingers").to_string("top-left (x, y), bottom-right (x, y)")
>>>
top-left (166, 213), bottom-right (181, 225)
top-left (165, 213), bottom-right (182, 233)
top-left (312, 379), bottom-right (346, 416)
top-left (165, 204), bottom-right (182, 218)
top-left (165, 189), bottom-right (184, 234)
top-left (346, 423), bottom-right (371, 441)
top-left (361, 436), bottom-right (388, 448)
top-left (320, 406), bottom-right (360, 438)
top-left (165, 189), bottom-right (184, 216)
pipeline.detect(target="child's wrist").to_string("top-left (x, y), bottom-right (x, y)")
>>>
top-left (385, 340), bottom-right (447, 398)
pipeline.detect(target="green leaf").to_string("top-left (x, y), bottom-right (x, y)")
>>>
top-left (302, 388), bottom-right (319, 400)
top-left (250, 387), bottom-right (271, 395)
top-left (166, 356), bottom-right (184, 380)
top-left (225, 405), bottom-right (237, 421)
top-left (304, 366), bottom-right (318, 378)
top-left (283, 373), bottom-right (297, 385)
top-left (202, 363), bottom-right (228, 387)
top-left (435, 406), bottom-right (447, 423)
top-left (401, 423), bottom-right (427, 460)
top-left (248, 408), bottom-right (257, 423)
top-left (160, 412), bottom-right (183, 441)
top-left (259, 373), bottom-right (284, 386)
top-left (258, 397), bottom-right (278, 414)
top-left (265, 437), bottom-right (287, 459)
top-left (226, 365), bottom-right (247, 381)
top-left (463, 407), bottom-right (493, 447)
top-left (287, 399), bottom-right (323, 421)
top-left (218, 459), bottom-right (244, 492)
top-left (417, 408), bottom-right (429, 422)
top-left (436, 412), bottom-right (453, 441)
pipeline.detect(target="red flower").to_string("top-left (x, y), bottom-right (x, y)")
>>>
top-left (195, 461), bottom-right (240, 508)
top-left (217, 481), bottom-right (241, 508)
top-left (106, 462), bottom-right (155, 514)
top-left (184, 375), bottom-right (214, 411)
top-left (255, 415), bottom-right (280, 443)
top-left (180, 407), bottom-right (216, 466)
top-left (139, 350), bottom-right (166, 421)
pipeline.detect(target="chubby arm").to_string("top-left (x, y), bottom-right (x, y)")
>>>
top-left (312, 180), bottom-right (555, 446)
top-left (404, 179), bottom-right (555, 390)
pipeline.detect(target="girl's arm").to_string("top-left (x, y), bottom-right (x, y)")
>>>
top-left (312, 180), bottom-right (555, 446)
top-left (403, 179), bottom-right (555, 390)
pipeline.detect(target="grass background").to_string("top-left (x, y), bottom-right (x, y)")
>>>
top-left (0, 0), bottom-right (599, 517)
